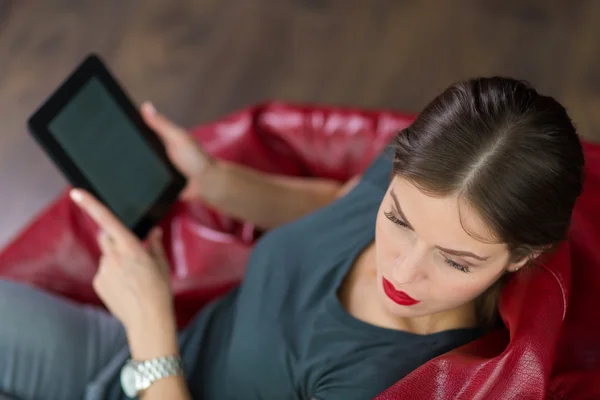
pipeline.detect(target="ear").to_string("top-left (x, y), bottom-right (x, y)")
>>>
top-left (506, 251), bottom-right (542, 273)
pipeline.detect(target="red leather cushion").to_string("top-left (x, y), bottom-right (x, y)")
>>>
top-left (1, 103), bottom-right (598, 399)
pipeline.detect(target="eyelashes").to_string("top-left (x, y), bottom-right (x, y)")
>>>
top-left (383, 210), bottom-right (471, 273)
top-left (384, 211), bottom-right (409, 228)
top-left (442, 257), bottom-right (470, 273)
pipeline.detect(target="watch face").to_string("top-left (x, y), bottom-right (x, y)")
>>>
top-left (120, 363), bottom-right (138, 398)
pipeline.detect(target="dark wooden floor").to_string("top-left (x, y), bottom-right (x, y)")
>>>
top-left (1, 0), bottom-right (599, 247)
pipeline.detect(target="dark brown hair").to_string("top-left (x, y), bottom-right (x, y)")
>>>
top-left (392, 77), bottom-right (585, 329)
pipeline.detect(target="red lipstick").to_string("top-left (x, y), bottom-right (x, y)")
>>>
top-left (382, 278), bottom-right (420, 306)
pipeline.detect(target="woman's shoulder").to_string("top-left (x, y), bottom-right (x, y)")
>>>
top-left (246, 150), bottom-right (391, 280)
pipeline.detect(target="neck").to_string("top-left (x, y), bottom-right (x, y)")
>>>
top-left (396, 301), bottom-right (478, 335)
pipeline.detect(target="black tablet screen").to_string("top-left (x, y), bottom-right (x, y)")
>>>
top-left (48, 77), bottom-right (172, 227)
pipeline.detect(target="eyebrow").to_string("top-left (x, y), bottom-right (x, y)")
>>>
top-left (389, 189), bottom-right (490, 261)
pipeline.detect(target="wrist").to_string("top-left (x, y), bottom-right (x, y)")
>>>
top-left (127, 318), bottom-right (179, 361)
top-left (128, 333), bottom-right (179, 361)
top-left (199, 158), bottom-right (230, 205)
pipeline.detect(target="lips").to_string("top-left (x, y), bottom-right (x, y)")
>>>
top-left (382, 278), bottom-right (420, 306)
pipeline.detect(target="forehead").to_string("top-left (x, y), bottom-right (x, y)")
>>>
top-left (389, 176), bottom-right (506, 254)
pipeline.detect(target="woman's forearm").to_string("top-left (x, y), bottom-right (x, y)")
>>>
top-left (199, 160), bottom-right (344, 230)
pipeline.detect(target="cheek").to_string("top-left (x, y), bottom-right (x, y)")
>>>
top-left (375, 210), bottom-right (392, 257)
top-left (374, 209), bottom-right (411, 265)
top-left (436, 278), bottom-right (484, 300)
top-left (431, 271), bottom-right (502, 306)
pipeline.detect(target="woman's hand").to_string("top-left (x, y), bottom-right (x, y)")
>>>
top-left (70, 188), bottom-right (178, 359)
top-left (141, 101), bottom-right (214, 201)
top-left (138, 101), bottom-right (349, 230)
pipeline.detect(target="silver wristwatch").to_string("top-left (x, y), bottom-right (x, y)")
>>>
top-left (120, 354), bottom-right (184, 398)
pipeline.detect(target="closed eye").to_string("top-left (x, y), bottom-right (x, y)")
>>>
top-left (384, 211), bottom-right (410, 228)
top-left (442, 255), bottom-right (471, 273)
top-left (384, 210), bottom-right (471, 273)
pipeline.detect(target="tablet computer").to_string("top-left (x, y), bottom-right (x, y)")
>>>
top-left (28, 53), bottom-right (187, 239)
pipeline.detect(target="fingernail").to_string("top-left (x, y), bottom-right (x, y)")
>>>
top-left (70, 189), bottom-right (83, 203)
top-left (146, 102), bottom-right (156, 115)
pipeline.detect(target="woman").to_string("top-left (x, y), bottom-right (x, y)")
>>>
top-left (0, 77), bottom-right (585, 400)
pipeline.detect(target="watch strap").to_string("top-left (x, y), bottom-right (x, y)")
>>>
top-left (132, 354), bottom-right (184, 391)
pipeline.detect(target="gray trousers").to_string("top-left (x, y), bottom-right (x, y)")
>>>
top-left (0, 279), bottom-right (127, 400)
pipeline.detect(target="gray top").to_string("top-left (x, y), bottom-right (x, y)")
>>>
top-left (103, 150), bottom-right (482, 399)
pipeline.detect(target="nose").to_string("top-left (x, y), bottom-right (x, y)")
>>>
top-left (391, 246), bottom-right (426, 285)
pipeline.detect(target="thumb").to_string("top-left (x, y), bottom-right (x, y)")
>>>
top-left (179, 186), bottom-right (198, 202)
top-left (141, 102), bottom-right (187, 145)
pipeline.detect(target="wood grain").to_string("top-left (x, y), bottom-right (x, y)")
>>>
top-left (0, 0), bottom-right (598, 246)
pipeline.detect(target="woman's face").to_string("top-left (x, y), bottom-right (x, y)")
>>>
top-left (374, 176), bottom-right (527, 327)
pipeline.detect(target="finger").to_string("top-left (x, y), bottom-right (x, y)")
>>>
top-left (149, 228), bottom-right (171, 275)
top-left (70, 189), bottom-right (140, 250)
top-left (141, 102), bottom-right (188, 145)
top-left (93, 253), bottom-right (109, 287)
top-left (97, 235), bottom-right (122, 268)
top-left (94, 243), bottom-right (123, 296)
top-left (148, 228), bottom-right (167, 263)
top-left (93, 256), bottom-right (113, 298)
top-left (97, 230), bottom-right (115, 254)
top-left (179, 186), bottom-right (196, 202)
top-left (92, 267), bottom-right (102, 295)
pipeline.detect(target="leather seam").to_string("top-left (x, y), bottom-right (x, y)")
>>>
top-left (540, 264), bottom-right (567, 321)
